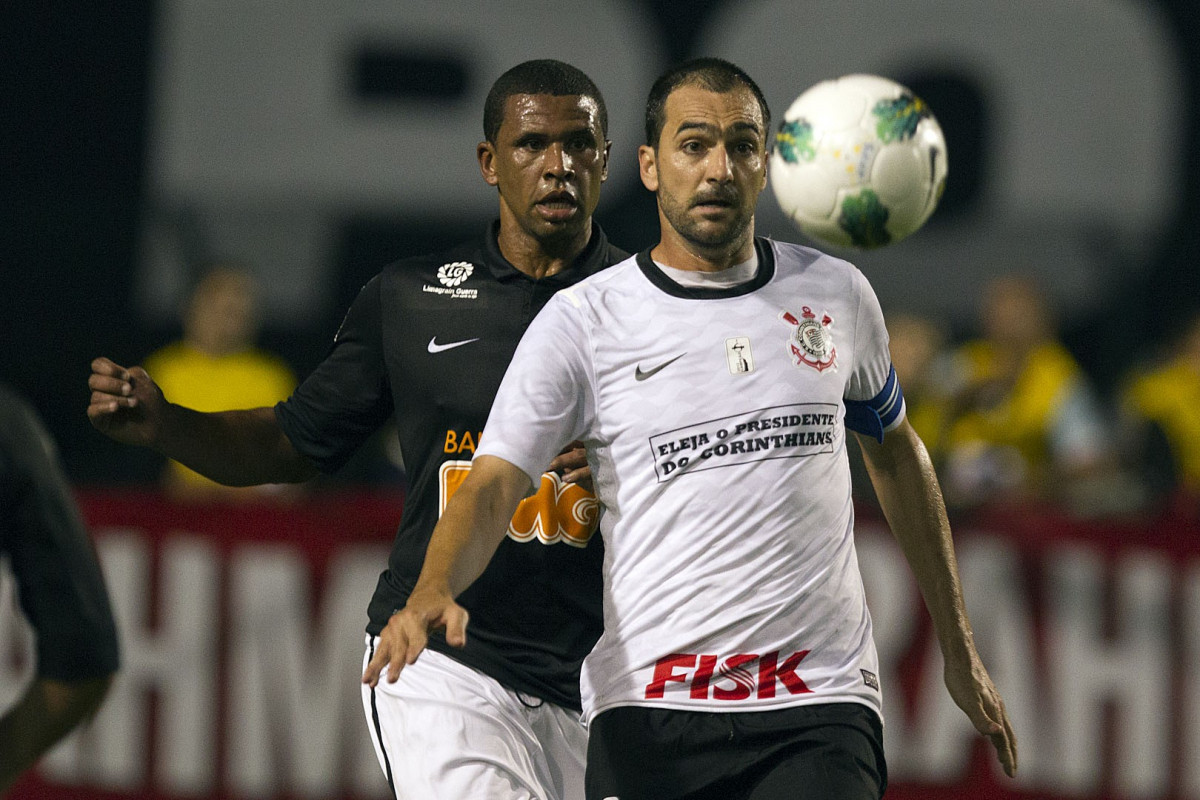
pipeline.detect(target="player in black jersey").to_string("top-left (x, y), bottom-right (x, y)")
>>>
top-left (1, 384), bottom-right (120, 793)
top-left (88, 60), bottom-right (626, 800)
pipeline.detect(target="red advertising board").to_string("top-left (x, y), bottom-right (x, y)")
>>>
top-left (4, 491), bottom-right (1200, 799)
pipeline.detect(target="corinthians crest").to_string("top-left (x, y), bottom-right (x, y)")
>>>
top-left (780, 307), bottom-right (837, 372)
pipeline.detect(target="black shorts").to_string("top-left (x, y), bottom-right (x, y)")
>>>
top-left (585, 702), bottom-right (886, 800)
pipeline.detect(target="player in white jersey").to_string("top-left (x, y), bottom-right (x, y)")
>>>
top-left (365, 58), bottom-right (1018, 799)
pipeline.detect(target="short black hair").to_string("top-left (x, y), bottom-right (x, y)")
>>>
top-left (644, 57), bottom-right (771, 148)
top-left (483, 59), bottom-right (608, 143)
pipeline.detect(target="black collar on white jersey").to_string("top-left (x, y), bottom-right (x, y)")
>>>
top-left (636, 237), bottom-right (776, 299)
top-left (482, 220), bottom-right (617, 285)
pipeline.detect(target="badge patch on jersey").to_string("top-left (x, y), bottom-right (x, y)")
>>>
top-left (438, 261), bottom-right (473, 286)
top-left (725, 337), bottom-right (754, 375)
top-left (421, 261), bottom-right (479, 300)
top-left (780, 307), bottom-right (837, 372)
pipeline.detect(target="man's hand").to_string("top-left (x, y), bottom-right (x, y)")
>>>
top-left (550, 439), bottom-right (591, 489)
top-left (86, 357), bottom-right (167, 447)
top-left (361, 586), bottom-right (469, 688)
top-left (944, 647), bottom-right (1018, 777)
top-left (362, 455), bottom-right (531, 689)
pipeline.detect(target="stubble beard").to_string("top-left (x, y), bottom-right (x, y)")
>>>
top-left (660, 191), bottom-right (754, 252)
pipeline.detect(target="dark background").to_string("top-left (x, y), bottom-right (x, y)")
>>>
top-left (3, 0), bottom-right (1198, 484)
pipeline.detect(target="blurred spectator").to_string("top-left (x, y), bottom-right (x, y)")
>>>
top-left (0, 384), bottom-right (119, 794)
top-left (851, 311), bottom-right (956, 511)
top-left (887, 312), bottom-right (956, 463)
top-left (1121, 309), bottom-right (1200, 512)
top-left (939, 275), bottom-right (1114, 511)
top-left (143, 264), bottom-right (297, 501)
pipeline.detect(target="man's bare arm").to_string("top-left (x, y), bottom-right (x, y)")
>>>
top-left (855, 418), bottom-right (1018, 777)
top-left (362, 454), bottom-right (532, 687)
top-left (87, 357), bottom-right (317, 485)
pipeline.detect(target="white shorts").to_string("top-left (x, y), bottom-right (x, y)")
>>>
top-left (361, 635), bottom-right (588, 800)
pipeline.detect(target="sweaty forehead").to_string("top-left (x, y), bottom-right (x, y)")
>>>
top-left (501, 93), bottom-right (602, 136)
top-left (664, 85), bottom-right (763, 135)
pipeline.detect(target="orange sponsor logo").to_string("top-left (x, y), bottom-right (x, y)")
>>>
top-left (444, 430), bottom-right (481, 454)
top-left (438, 461), bottom-right (599, 547)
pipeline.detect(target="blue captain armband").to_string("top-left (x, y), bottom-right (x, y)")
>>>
top-left (844, 366), bottom-right (905, 443)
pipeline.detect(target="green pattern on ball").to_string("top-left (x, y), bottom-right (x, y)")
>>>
top-left (839, 189), bottom-right (891, 248)
top-left (775, 119), bottom-right (815, 163)
top-left (872, 94), bottom-right (930, 143)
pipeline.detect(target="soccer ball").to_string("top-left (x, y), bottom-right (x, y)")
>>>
top-left (770, 74), bottom-right (948, 250)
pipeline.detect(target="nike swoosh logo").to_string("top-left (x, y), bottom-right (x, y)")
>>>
top-left (427, 336), bottom-right (480, 354)
top-left (635, 353), bottom-right (686, 381)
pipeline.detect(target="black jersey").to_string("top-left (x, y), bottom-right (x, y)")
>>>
top-left (276, 222), bottom-right (626, 710)
top-left (0, 384), bottom-right (120, 681)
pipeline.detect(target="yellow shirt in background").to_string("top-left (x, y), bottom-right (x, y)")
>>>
top-left (144, 343), bottom-right (297, 489)
top-left (947, 340), bottom-right (1085, 472)
top-left (1125, 359), bottom-right (1200, 494)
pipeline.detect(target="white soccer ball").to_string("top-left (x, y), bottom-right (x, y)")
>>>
top-left (770, 74), bottom-right (948, 250)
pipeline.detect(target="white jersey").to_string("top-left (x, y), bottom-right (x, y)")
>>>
top-left (476, 238), bottom-right (904, 723)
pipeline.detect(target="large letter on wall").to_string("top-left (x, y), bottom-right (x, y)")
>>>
top-left (1044, 547), bottom-right (1172, 797)
top-left (225, 543), bottom-right (389, 798)
top-left (40, 532), bottom-right (221, 793)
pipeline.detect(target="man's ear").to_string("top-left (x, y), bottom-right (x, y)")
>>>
top-left (601, 139), bottom-right (612, 182)
top-left (478, 141), bottom-right (499, 186)
top-left (638, 144), bottom-right (658, 192)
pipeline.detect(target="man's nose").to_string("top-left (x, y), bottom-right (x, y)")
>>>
top-left (704, 145), bottom-right (733, 182)
top-left (544, 143), bottom-right (574, 180)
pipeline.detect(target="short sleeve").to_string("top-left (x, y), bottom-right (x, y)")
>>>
top-left (275, 276), bottom-right (394, 473)
top-left (843, 270), bottom-right (905, 441)
top-left (475, 292), bottom-right (594, 485)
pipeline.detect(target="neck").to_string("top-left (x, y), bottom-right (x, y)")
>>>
top-left (496, 217), bottom-right (593, 280)
top-left (189, 336), bottom-right (240, 357)
top-left (650, 218), bottom-right (756, 272)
